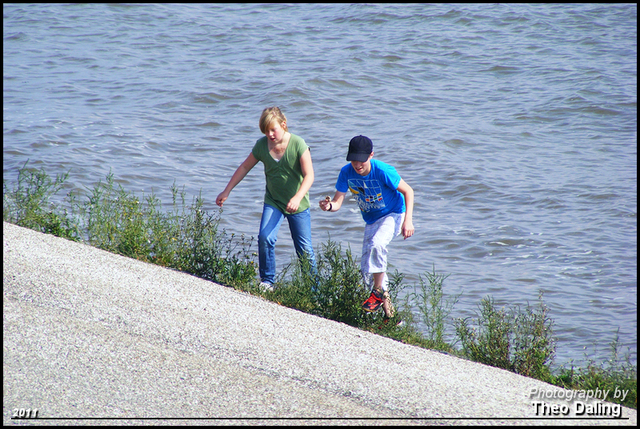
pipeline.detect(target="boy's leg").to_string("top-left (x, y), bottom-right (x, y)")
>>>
top-left (361, 214), bottom-right (401, 291)
top-left (361, 213), bottom-right (405, 317)
top-left (258, 204), bottom-right (285, 285)
top-left (286, 208), bottom-right (319, 291)
top-left (373, 272), bottom-right (395, 317)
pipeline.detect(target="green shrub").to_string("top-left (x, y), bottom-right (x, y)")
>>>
top-left (405, 266), bottom-right (459, 351)
top-left (4, 165), bottom-right (258, 289)
top-left (81, 171), bottom-right (156, 258)
top-left (551, 329), bottom-right (636, 409)
top-left (271, 239), bottom-right (371, 326)
top-left (314, 239), bottom-right (373, 326)
top-left (3, 164), bottom-right (635, 408)
top-left (3, 160), bottom-right (80, 241)
top-left (170, 197), bottom-right (257, 288)
top-left (455, 293), bottom-right (556, 380)
top-left (267, 239), bottom-right (411, 335)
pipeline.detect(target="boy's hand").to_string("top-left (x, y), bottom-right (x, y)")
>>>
top-left (402, 219), bottom-right (414, 239)
top-left (319, 195), bottom-right (332, 211)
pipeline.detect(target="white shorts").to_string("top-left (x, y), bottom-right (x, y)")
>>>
top-left (361, 212), bottom-right (405, 292)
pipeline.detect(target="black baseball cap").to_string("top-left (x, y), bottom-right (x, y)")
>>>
top-left (346, 135), bottom-right (373, 162)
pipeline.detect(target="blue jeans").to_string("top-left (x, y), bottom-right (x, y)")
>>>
top-left (258, 204), bottom-right (318, 286)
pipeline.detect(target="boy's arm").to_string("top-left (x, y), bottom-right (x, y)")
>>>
top-left (286, 148), bottom-right (314, 213)
top-left (397, 179), bottom-right (414, 239)
top-left (216, 153), bottom-right (259, 207)
top-left (319, 191), bottom-right (346, 212)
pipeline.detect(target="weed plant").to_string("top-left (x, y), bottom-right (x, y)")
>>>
top-left (3, 161), bottom-right (80, 241)
top-left (551, 329), bottom-right (637, 409)
top-left (455, 294), bottom-right (556, 381)
top-left (405, 267), bottom-right (460, 352)
top-left (3, 164), bottom-right (636, 409)
top-left (4, 165), bottom-right (258, 289)
top-left (266, 240), bottom-right (413, 335)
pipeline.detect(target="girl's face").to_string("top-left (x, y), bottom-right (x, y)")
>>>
top-left (265, 121), bottom-right (287, 144)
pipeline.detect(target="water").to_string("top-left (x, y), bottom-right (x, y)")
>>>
top-left (4, 3), bottom-right (636, 368)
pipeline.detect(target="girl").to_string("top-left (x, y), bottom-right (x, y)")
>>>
top-left (216, 107), bottom-right (317, 291)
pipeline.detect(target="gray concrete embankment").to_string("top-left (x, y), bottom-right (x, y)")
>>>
top-left (3, 222), bottom-right (636, 425)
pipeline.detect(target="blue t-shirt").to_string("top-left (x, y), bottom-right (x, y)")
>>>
top-left (336, 159), bottom-right (405, 224)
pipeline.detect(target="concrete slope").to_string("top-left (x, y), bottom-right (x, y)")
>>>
top-left (3, 222), bottom-right (636, 425)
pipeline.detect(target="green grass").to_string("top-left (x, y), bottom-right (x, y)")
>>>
top-left (3, 164), bottom-right (636, 409)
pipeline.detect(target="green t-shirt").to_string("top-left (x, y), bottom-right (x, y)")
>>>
top-left (251, 133), bottom-right (310, 214)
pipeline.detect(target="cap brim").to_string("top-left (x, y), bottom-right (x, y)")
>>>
top-left (346, 153), bottom-right (370, 162)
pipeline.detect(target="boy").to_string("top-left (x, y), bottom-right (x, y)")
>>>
top-left (319, 135), bottom-right (414, 323)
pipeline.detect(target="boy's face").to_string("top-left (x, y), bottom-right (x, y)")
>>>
top-left (350, 153), bottom-right (373, 176)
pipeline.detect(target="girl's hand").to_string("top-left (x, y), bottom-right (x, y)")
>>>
top-left (286, 196), bottom-right (302, 213)
top-left (216, 191), bottom-right (229, 207)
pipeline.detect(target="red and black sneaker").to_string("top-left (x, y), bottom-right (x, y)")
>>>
top-left (362, 289), bottom-right (384, 312)
top-left (378, 316), bottom-right (405, 329)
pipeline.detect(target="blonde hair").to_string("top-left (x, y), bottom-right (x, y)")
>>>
top-left (259, 106), bottom-right (288, 134)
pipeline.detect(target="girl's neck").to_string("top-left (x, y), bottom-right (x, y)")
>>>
top-left (269, 132), bottom-right (290, 161)
top-left (270, 131), bottom-right (289, 147)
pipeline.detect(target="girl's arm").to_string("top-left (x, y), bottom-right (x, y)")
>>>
top-left (216, 153), bottom-right (259, 207)
top-left (286, 148), bottom-right (314, 213)
top-left (397, 179), bottom-right (414, 239)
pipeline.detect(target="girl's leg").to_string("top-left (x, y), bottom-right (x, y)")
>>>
top-left (258, 204), bottom-right (284, 285)
top-left (286, 208), bottom-right (318, 287)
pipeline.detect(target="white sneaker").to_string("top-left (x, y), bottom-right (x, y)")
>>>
top-left (259, 281), bottom-right (274, 292)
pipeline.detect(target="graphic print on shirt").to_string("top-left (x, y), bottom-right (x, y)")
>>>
top-left (348, 178), bottom-right (385, 212)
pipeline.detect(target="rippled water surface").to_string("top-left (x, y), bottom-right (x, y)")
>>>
top-left (4, 3), bottom-right (636, 367)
